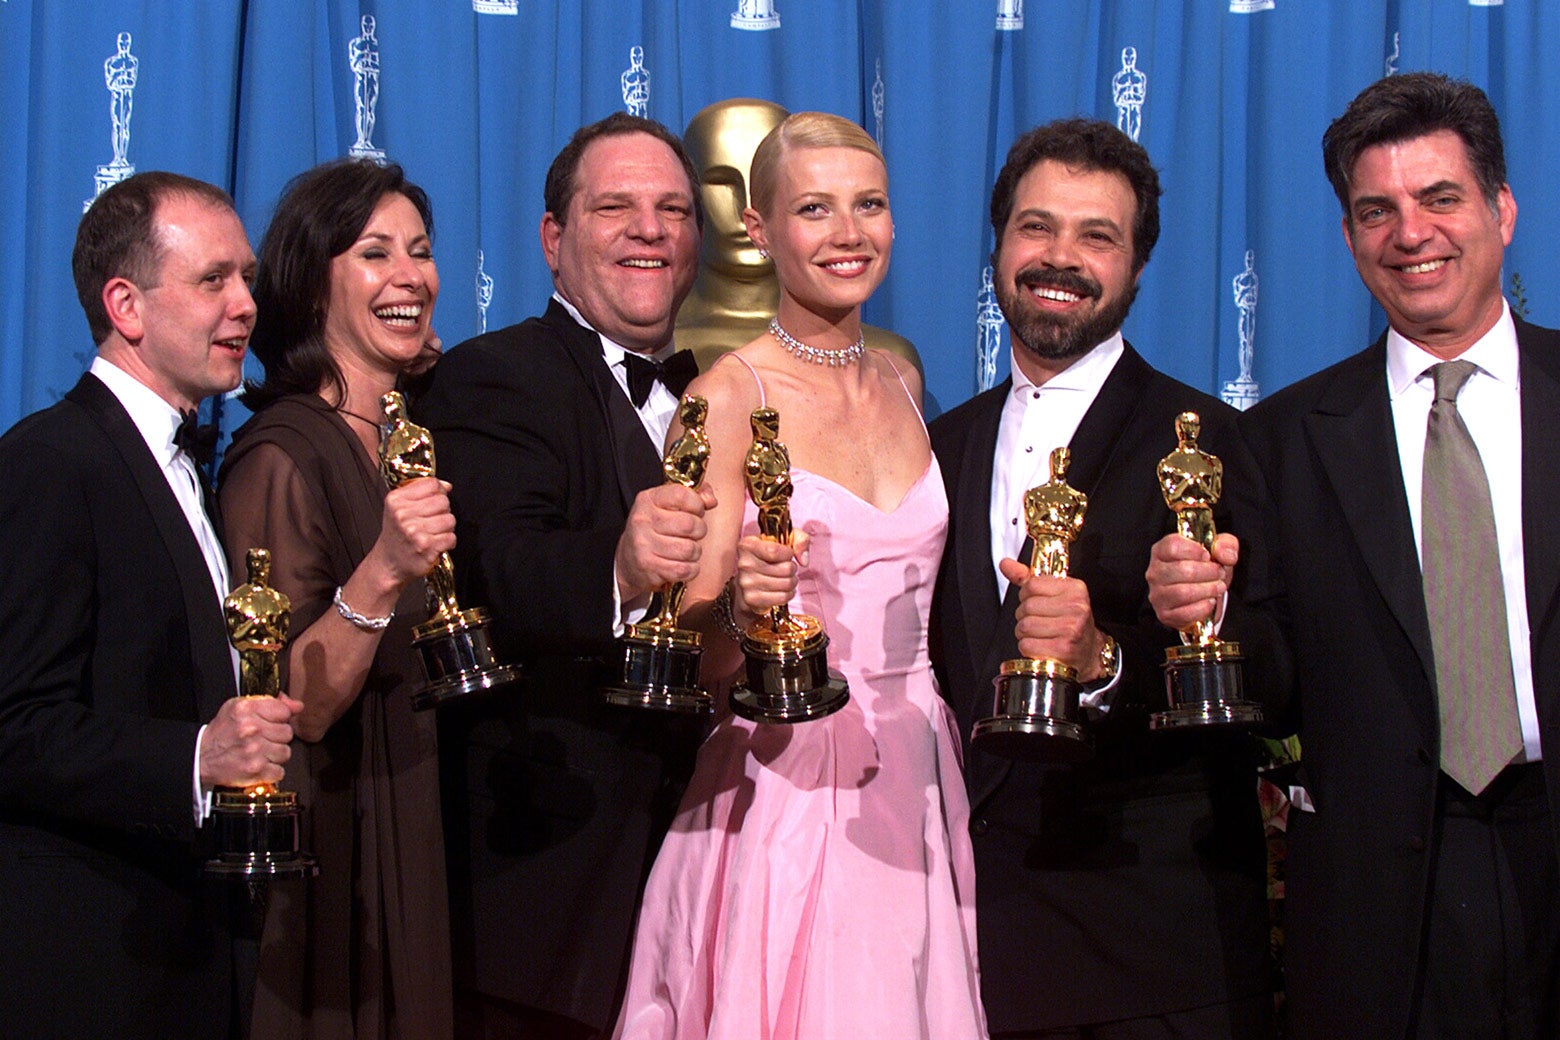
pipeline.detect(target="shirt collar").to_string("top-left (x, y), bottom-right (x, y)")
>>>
top-left (89, 355), bottom-right (185, 467)
top-left (1009, 331), bottom-right (1125, 398)
top-left (1386, 300), bottom-right (1518, 399)
top-left (552, 291), bottom-right (677, 366)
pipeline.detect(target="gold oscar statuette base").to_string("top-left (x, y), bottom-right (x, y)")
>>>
top-left (729, 613), bottom-right (849, 724)
top-left (410, 607), bottom-right (521, 711)
top-left (205, 786), bottom-right (319, 880)
top-left (603, 621), bottom-right (712, 714)
top-left (1152, 640), bottom-right (1262, 730)
top-left (972, 656), bottom-right (1093, 763)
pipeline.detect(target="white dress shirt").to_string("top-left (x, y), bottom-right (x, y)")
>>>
top-left (552, 293), bottom-right (679, 633)
top-left (89, 356), bottom-right (237, 820)
top-left (990, 335), bottom-right (1125, 705)
top-left (1386, 302), bottom-right (1540, 762)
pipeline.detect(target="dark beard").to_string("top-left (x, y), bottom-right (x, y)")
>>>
top-left (997, 266), bottom-right (1136, 362)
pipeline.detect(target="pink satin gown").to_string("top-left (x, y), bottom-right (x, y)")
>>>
top-left (614, 372), bottom-right (986, 1040)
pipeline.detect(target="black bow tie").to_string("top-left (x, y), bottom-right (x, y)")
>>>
top-left (623, 349), bottom-right (698, 408)
top-left (175, 409), bottom-right (218, 468)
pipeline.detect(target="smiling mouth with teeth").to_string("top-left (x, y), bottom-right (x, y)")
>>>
top-left (374, 304), bottom-right (423, 326)
top-left (620, 259), bottom-right (667, 269)
top-left (1398, 259), bottom-right (1447, 275)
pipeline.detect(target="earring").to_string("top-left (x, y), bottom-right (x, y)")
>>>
top-left (758, 248), bottom-right (769, 259)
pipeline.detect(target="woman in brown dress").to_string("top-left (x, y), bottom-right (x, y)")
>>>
top-left (219, 159), bottom-right (454, 1040)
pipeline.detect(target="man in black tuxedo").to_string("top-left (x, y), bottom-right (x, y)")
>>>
top-left (1153, 73), bottom-right (1560, 1039)
top-left (418, 113), bottom-right (711, 1039)
top-left (930, 119), bottom-right (1285, 1039)
top-left (0, 172), bottom-right (300, 1040)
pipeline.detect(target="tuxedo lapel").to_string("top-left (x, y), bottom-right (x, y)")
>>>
top-left (68, 374), bottom-right (236, 717)
top-left (1064, 344), bottom-right (1151, 502)
top-left (1303, 342), bottom-right (1434, 684)
top-left (1518, 318), bottom-right (1560, 649)
top-left (543, 302), bottom-right (665, 511)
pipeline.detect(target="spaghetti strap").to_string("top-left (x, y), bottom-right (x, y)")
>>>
top-left (876, 349), bottom-right (931, 448)
top-left (728, 351), bottom-right (767, 407)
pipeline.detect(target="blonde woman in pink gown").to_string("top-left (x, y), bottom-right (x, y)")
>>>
top-left (613, 112), bottom-right (986, 1040)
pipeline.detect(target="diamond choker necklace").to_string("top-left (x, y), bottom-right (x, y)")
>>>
top-left (768, 318), bottom-right (865, 367)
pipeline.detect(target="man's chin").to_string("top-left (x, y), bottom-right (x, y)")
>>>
top-left (1011, 320), bottom-right (1099, 363)
top-left (1007, 291), bottom-right (1134, 363)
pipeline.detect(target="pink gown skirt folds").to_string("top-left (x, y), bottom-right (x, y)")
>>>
top-left (614, 459), bottom-right (987, 1040)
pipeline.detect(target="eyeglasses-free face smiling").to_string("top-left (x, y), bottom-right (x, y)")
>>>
top-left (1342, 128), bottom-right (1515, 360)
top-left (129, 194), bottom-right (257, 411)
top-left (994, 158), bottom-right (1140, 384)
top-left (746, 145), bottom-right (892, 323)
top-left (541, 131), bottom-right (700, 355)
top-left (322, 191), bottom-right (439, 380)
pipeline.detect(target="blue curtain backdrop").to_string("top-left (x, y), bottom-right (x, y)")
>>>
top-left (1, 0), bottom-right (1554, 440)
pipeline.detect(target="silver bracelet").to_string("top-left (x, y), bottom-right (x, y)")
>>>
top-left (714, 582), bottom-right (745, 641)
top-left (333, 586), bottom-right (393, 632)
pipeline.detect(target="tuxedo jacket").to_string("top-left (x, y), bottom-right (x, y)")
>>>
top-left (0, 373), bottom-right (240, 1040)
top-left (417, 300), bottom-right (703, 1032)
top-left (930, 344), bottom-right (1287, 1033)
top-left (1241, 316), bottom-right (1560, 1040)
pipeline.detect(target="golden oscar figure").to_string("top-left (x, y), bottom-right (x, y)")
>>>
top-left (973, 447), bottom-right (1096, 762)
top-left (379, 390), bottom-right (519, 710)
top-left (1151, 412), bottom-right (1261, 730)
top-left (206, 547), bottom-right (318, 879)
top-left (728, 407), bottom-right (850, 723)
top-left (603, 395), bottom-right (716, 713)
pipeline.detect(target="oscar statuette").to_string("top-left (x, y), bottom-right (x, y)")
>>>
top-left (973, 447), bottom-right (1095, 763)
top-left (728, 407), bottom-right (850, 723)
top-left (206, 548), bottom-right (318, 880)
top-left (1151, 412), bottom-right (1262, 730)
top-left (603, 395), bottom-right (714, 713)
top-left (379, 391), bottom-right (519, 710)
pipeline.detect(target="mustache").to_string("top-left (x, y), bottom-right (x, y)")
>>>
top-left (1014, 267), bottom-right (1102, 301)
